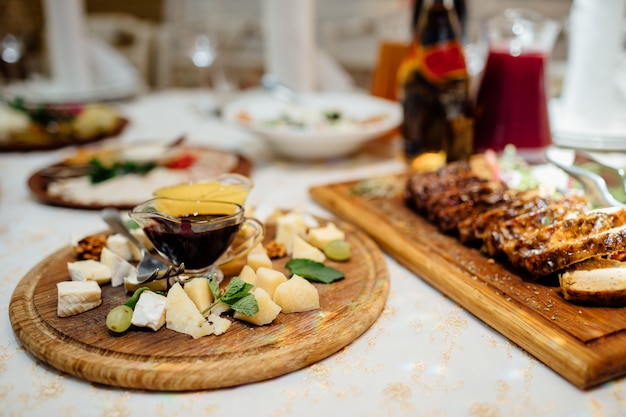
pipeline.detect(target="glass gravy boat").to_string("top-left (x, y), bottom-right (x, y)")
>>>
top-left (130, 198), bottom-right (264, 282)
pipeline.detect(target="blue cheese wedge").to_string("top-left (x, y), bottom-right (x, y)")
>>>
top-left (131, 291), bottom-right (167, 331)
top-left (67, 259), bottom-right (111, 284)
top-left (57, 280), bottom-right (102, 317)
top-left (99, 247), bottom-right (136, 287)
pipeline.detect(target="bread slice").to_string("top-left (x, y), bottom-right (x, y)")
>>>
top-left (560, 257), bottom-right (626, 306)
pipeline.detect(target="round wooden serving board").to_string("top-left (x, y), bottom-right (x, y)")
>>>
top-left (9, 221), bottom-right (389, 391)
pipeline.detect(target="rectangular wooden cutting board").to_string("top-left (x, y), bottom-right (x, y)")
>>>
top-left (310, 173), bottom-right (626, 390)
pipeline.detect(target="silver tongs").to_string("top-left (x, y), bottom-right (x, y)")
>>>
top-left (545, 147), bottom-right (626, 208)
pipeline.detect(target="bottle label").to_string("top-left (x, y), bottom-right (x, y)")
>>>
top-left (398, 40), bottom-right (468, 87)
top-left (422, 41), bottom-right (467, 81)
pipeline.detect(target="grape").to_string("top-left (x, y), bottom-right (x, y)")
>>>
top-left (323, 239), bottom-right (352, 261)
top-left (106, 305), bottom-right (133, 333)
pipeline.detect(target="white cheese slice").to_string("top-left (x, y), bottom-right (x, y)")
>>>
top-left (99, 247), bottom-right (136, 287)
top-left (57, 280), bottom-right (102, 317)
top-left (165, 282), bottom-right (214, 338)
top-left (106, 234), bottom-right (133, 261)
top-left (67, 259), bottom-right (111, 284)
top-left (131, 291), bottom-right (167, 331)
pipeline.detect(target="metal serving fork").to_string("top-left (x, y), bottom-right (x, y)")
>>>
top-left (101, 208), bottom-right (183, 283)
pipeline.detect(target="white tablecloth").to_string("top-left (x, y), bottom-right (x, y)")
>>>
top-left (1, 90), bottom-right (624, 417)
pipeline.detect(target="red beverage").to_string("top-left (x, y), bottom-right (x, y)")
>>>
top-left (473, 47), bottom-right (551, 157)
top-left (143, 213), bottom-right (241, 270)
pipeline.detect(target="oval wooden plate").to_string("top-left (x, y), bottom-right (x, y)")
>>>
top-left (27, 146), bottom-right (252, 211)
top-left (9, 221), bottom-right (389, 391)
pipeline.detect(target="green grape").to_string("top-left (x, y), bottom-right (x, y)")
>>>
top-left (106, 305), bottom-right (133, 333)
top-left (323, 239), bottom-right (352, 261)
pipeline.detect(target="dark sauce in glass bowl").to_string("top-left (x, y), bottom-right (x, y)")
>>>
top-left (143, 213), bottom-right (241, 270)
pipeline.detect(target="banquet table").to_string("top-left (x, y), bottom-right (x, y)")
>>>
top-left (1, 89), bottom-right (625, 417)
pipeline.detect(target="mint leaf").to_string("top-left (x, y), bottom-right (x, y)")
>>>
top-left (208, 277), bottom-right (221, 300)
top-left (286, 258), bottom-right (345, 284)
top-left (202, 276), bottom-right (258, 315)
top-left (221, 277), bottom-right (252, 303)
top-left (229, 293), bottom-right (259, 316)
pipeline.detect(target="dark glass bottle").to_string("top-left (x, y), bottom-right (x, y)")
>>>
top-left (398, 0), bottom-right (473, 167)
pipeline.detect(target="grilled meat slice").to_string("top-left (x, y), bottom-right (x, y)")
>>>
top-left (457, 189), bottom-right (548, 243)
top-left (560, 257), bottom-right (626, 306)
top-left (503, 207), bottom-right (626, 277)
top-left (426, 180), bottom-right (507, 222)
top-left (512, 223), bottom-right (626, 278)
top-left (435, 185), bottom-right (510, 232)
top-left (482, 195), bottom-right (589, 257)
top-left (405, 162), bottom-right (479, 212)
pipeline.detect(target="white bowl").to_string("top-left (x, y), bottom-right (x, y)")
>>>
top-left (223, 91), bottom-right (402, 160)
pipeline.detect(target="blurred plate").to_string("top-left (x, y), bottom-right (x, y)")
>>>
top-left (0, 101), bottom-right (128, 152)
top-left (550, 98), bottom-right (626, 151)
top-left (28, 144), bottom-right (252, 210)
top-left (223, 91), bottom-right (402, 160)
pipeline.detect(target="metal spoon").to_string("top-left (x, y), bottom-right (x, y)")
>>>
top-left (101, 208), bottom-right (177, 283)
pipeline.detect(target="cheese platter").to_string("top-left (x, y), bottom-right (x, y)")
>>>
top-left (8, 216), bottom-right (389, 391)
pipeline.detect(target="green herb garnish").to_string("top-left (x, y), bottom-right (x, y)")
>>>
top-left (88, 158), bottom-right (156, 184)
top-left (203, 276), bottom-right (259, 316)
top-left (124, 287), bottom-right (150, 310)
top-left (285, 258), bottom-right (345, 284)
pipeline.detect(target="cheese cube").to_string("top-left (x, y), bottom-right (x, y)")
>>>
top-left (292, 235), bottom-right (326, 263)
top-left (131, 291), bottom-right (167, 331)
top-left (239, 264), bottom-right (257, 285)
top-left (106, 234), bottom-right (133, 261)
top-left (208, 313), bottom-right (232, 335)
top-left (166, 282), bottom-right (214, 338)
top-left (207, 302), bottom-right (231, 316)
top-left (57, 280), bottom-right (102, 317)
top-left (246, 243), bottom-right (273, 271)
top-left (234, 287), bottom-right (281, 326)
top-left (67, 259), bottom-right (111, 284)
top-left (99, 247), bottom-right (136, 287)
top-left (307, 222), bottom-right (345, 250)
top-left (184, 277), bottom-right (213, 313)
top-left (273, 274), bottom-right (320, 313)
top-left (274, 213), bottom-right (308, 255)
top-left (255, 267), bottom-right (287, 299)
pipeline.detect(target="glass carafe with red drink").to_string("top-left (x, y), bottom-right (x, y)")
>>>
top-left (473, 9), bottom-right (560, 163)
